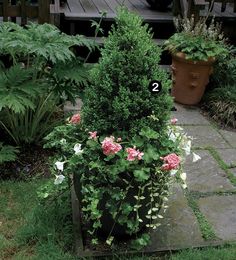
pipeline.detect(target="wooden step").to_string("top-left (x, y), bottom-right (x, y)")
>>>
top-left (86, 37), bottom-right (166, 46)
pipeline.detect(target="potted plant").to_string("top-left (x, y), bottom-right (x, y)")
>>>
top-left (165, 16), bottom-right (228, 105)
top-left (44, 8), bottom-right (201, 249)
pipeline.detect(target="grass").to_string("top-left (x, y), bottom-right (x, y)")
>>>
top-left (185, 192), bottom-right (217, 240)
top-left (207, 147), bottom-right (236, 186)
top-left (0, 179), bottom-right (75, 260)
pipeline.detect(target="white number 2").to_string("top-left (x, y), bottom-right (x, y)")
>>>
top-left (152, 82), bottom-right (160, 92)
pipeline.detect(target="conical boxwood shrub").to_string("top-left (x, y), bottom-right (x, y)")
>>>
top-left (82, 7), bottom-right (173, 136)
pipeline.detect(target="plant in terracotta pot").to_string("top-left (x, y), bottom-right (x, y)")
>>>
top-left (43, 8), bottom-right (201, 250)
top-left (165, 16), bottom-right (228, 105)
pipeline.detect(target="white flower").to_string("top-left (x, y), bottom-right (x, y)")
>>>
top-left (55, 161), bottom-right (65, 171)
top-left (74, 143), bottom-right (83, 155)
top-left (54, 174), bottom-right (65, 185)
top-left (192, 152), bottom-right (201, 162)
top-left (182, 140), bottom-right (191, 156)
top-left (170, 169), bottom-right (178, 176)
top-left (60, 138), bottom-right (67, 145)
top-left (169, 132), bottom-right (177, 142)
top-left (182, 183), bottom-right (187, 189)
top-left (180, 172), bottom-right (187, 181)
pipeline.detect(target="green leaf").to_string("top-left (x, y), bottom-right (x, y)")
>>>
top-left (134, 168), bottom-right (150, 182)
top-left (143, 145), bottom-right (159, 163)
top-left (140, 126), bottom-right (159, 139)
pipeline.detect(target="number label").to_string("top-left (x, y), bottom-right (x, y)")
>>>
top-left (149, 80), bottom-right (162, 94)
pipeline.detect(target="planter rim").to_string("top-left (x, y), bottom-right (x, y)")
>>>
top-left (172, 52), bottom-right (215, 66)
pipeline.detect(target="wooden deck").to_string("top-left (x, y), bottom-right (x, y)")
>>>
top-left (61, 0), bottom-right (173, 22)
top-left (200, 2), bottom-right (236, 19)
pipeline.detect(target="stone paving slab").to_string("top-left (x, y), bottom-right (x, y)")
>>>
top-left (184, 150), bottom-right (235, 193)
top-left (64, 98), bottom-right (83, 113)
top-left (183, 126), bottom-right (230, 148)
top-left (198, 195), bottom-right (236, 241)
top-left (219, 130), bottom-right (236, 148)
top-left (172, 103), bottom-right (210, 126)
top-left (215, 149), bottom-right (236, 167)
top-left (146, 185), bottom-right (204, 250)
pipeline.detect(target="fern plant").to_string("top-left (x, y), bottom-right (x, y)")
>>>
top-left (0, 143), bottom-right (18, 164)
top-left (0, 65), bottom-right (42, 113)
top-left (0, 22), bottom-right (97, 145)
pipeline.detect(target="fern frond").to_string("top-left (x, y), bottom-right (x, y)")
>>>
top-left (0, 142), bottom-right (18, 164)
top-left (0, 65), bottom-right (44, 113)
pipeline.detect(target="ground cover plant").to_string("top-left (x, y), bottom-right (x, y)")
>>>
top-left (43, 8), bottom-right (201, 251)
top-left (202, 45), bottom-right (236, 128)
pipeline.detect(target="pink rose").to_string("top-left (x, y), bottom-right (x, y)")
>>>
top-left (89, 131), bottom-right (98, 140)
top-left (161, 153), bottom-right (180, 171)
top-left (171, 118), bottom-right (178, 125)
top-left (102, 136), bottom-right (122, 156)
top-left (126, 147), bottom-right (144, 161)
top-left (69, 113), bottom-right (81, 124)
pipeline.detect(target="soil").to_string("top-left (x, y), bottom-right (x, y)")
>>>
top-left (0, 145), bottom-right (54, 180)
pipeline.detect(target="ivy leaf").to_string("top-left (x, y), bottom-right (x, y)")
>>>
top-left (130, 233), bottom-right (150, 250)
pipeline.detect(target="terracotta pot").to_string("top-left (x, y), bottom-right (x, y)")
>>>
top-left (171, 52), bottom-right (215, 105)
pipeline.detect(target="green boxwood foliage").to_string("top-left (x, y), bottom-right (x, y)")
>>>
top-left (82, 7), bottom-right (173, 136)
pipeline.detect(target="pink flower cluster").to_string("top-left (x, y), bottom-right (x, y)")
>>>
top-left (101, 136), bottom-right (122, 156)
top-left (161, 153), bottom-right (180, 171)
top-left (69, 113), bottom-right (81, 124)
top-left (89, 131), bottom-right (98, 140)
top-left (126, 147), bottom-right (144, 161)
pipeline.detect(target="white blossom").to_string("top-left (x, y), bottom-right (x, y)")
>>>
top-left (170, 169), bottom-right (178, 176)
top-left (180, 172), bottom-right (187, 181)
top-left (192, 152), bottom-right (201, 162)
top-left (182, 140), bottom-right (191, 156)
top-left (74, 143), bottom-right (83, 155)
top-left (54, 174), bottom-right (65, 185)
top-left (55, 161), bottom-right (65, 171)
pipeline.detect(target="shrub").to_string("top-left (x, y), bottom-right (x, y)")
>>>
top-left (209, 45), bottom-right (236, 88)
top-left (82, 8), bottom-right (173, 136)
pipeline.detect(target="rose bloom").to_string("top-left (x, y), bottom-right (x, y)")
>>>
top-left (102, 136), bottom-right (122, 156)
top-left (126, 147), bottom-right (144, 161)
top-left (69, 113), bottom-right (81, 124)
top-left (161, 153), bottom-right (180, 171)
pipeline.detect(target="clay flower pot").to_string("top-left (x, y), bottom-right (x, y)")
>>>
top-left (171, 52), bottom-right (215, 105)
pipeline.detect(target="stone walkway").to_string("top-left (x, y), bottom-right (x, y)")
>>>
top-left (147, 103), bottom-right (236, 252)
